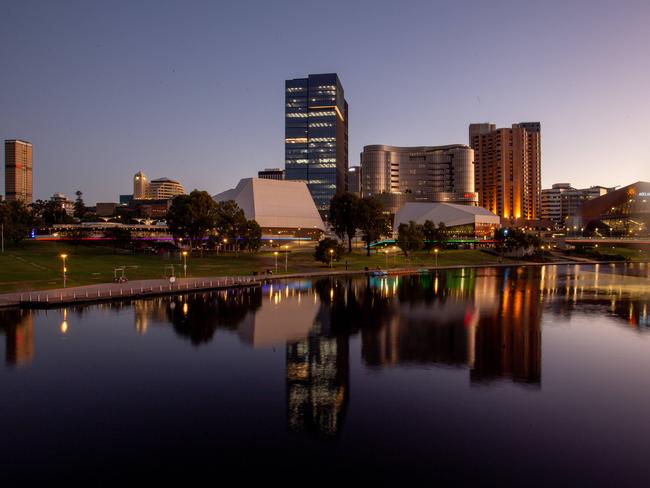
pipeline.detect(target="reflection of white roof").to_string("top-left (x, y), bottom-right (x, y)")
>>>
top-left (213, 178), bottom-right (325, 231)
top-left (394, 202), bottom-right (500, 228)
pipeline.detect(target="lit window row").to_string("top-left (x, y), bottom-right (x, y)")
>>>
top-left (309, 122), bottom-right (333, 128)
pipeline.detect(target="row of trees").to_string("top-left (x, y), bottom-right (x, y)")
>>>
top-left (328, 193), bottom-right (391, 255)
top-left (396, 220), bottom-right (449, 256)
top-left (167, 190), bottom-right (261, 252)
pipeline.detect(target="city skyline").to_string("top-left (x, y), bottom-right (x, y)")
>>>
top-left (1, 0), bottom-right (649, 203)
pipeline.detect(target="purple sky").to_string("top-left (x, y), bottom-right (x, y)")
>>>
top-left (1, 0), bottom-right (648, 204)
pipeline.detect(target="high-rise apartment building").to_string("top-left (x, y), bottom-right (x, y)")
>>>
top-left (4, 139), bottom-right (33, 204)
top-left (360, 144), bottom-right (477, 213)
top-left (469, 122), bottom-right (541, 222)
top-left (284, 73), bottom-right (348, 217)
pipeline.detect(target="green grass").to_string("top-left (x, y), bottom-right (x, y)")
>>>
top-left (572, 245), bottom-right (650, 262)
top-left (6, 240), bottom-right (644, 293)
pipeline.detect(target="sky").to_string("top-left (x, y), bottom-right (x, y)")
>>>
top-left (1, 0), bottom-right (649, 204)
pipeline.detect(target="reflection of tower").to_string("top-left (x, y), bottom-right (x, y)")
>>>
top-left (5, 311), bottom-right (34, 367)
top-left (286, 319), bottom-right (349, 436)
top-left (471, 269), bottom-right (542, 386)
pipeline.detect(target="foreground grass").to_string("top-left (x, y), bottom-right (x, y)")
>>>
top-left (0, 241), bottom-right (521, 293)
top-left (1, 241), bottom-right (646, 293)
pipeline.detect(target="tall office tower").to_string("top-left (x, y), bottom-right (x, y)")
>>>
top-left (469, 122), bottom-right (541, 222)
top-left (284, 73), bottom-right (348, 217)
top-left (133, 171), bottom-right (149, 199)
top-left (347, 166), bottom-right (362, 196)
top-left (360, 144), bottom-right (477, 213)
top-left (4, 139), bottom-right (33, 204)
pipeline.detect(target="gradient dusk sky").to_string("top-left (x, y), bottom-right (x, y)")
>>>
top-left (1, 0), bottom-right (648, 203)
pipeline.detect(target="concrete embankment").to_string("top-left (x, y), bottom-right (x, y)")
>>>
top-left (0, 259), bottom-right (644, 310)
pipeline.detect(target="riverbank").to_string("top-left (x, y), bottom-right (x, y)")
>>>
top-left (1, 258), bottom-right (645, 309)
top-left (1, 241), bottom-right (648, 295)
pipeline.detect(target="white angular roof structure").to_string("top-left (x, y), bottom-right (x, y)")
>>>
top-left (394, 202), bottom-right (500, 229)
top-left (213, 178), bottom-right (325, 231)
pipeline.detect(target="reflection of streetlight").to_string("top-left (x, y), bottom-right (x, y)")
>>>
top-left (60, 309), bottom-right (68, 334)
top-left (60, 254), bottom-right (68, 287)
top-left (434, 248), bottom-right (439, 267)
top-left (274, 251), bottom-right (278, 273)
top-left (182, 251), bottom-right (188, 278)
top-left (329, 249), bottom-right (334, 268)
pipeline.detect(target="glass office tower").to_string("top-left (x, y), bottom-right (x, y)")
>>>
top-left (285, 73), bottom-right (348, 218)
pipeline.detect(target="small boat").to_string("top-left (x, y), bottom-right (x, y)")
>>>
top-left (370, 270), bottom-right (388, 277)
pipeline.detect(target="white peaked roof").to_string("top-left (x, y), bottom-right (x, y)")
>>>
top-left (394, 202), bottom-right (500, 228)
top-left (213, 178), bottom-right (325, 231)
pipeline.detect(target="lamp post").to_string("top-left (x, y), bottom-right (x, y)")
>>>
top-left (60, 254), bottom-right (68, 288)
top-left (434, 248), bottom-right (439, 267)
top-left (274, 251), bottom-right (278, 273)
top-left (393, 246), bottom-right (397, 265)
top-left (182, 251), bottom-right (188, 278)
top-left (284, 245), bottom-right (288, 272)
top-left (329, 249), bottom-right (334, 269)
top-left (385, 249), bottom-right (388, 268)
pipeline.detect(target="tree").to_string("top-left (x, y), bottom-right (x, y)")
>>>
top-left (436, 222), bottom-right (448, 248)
top-left (357, 197), bottom-right (390, 256)
top-left (0, 200), bottom-right (33, 246)
top-left (397, 220), bottom-right (424, 257)
top-left (314, 237), bottom-right (345, 265)
top-left (73, 190), bottom-right (86, 219)
top-left (167, 191), bottom-right (218, 250)
top-left (240, 219), bottom-right (262, 252)
top-left (329, 192), bottom-right (360, 253)
top-left (31, 199), bottom-right (70, 227)
top-left (422, 220), bottom-right (437, 253)
top-left (103, 226), bottom-right (132, 252)
top-left (214, 200), bottom-right (248, 254)
top-left (64, 226), bottom-right (90, 251)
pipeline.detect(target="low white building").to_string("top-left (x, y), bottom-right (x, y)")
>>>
top-left (394, 202), bottom-right (500, 239)
top-left (213, 178), bottom-right (325, 240)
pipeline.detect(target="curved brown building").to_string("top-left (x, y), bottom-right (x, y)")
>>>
top-left (360, 144), bottom-right (478, 213)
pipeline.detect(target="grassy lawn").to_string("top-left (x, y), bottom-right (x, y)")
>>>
top-left (575, 246), bottom-right (650, 261)
top-left (0, 241), bottom-right (523, 293)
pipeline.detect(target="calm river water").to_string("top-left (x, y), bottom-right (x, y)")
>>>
top-left (1, 264), bottom-right (649, 484)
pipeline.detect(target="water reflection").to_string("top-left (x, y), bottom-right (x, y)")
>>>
top-left (0, 309), bottom-right (34, 367)
top-left (2, 263), bottom-right (649, 440)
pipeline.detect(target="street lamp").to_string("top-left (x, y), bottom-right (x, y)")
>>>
top-left (434, 248), bottom-right (439, 267)
top-left (284, 245), bottom-right (288, 272)
top-left (274, 251), bottom-right (279, 273)
top-left (329, 249), bottom-right (334, 269)
top-left (182, 251), bottom-right (188, 278)
top-left (392, 246), bottom-right (397, 265)
top-left (60, 254), bottom-right (68, 288)
top-left (385, 249), bottom-right (388, 268)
